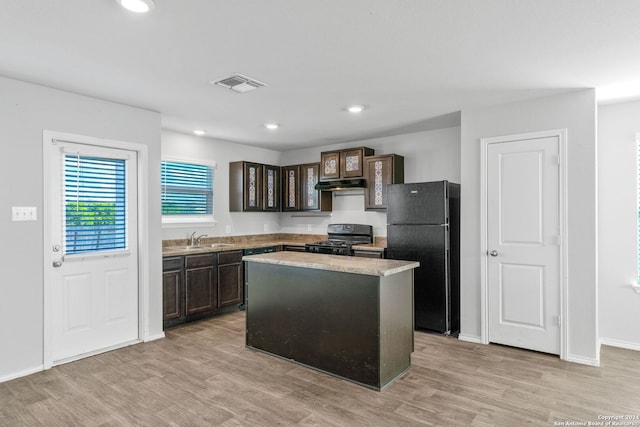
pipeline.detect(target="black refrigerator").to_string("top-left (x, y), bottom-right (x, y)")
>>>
top-left (386, 181), bottom-right (460, 335)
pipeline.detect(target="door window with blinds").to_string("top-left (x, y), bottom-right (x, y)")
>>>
top-left (161, 159), bottom-right (215, 223)
top-left (64, 154), bottom-right (128, 255)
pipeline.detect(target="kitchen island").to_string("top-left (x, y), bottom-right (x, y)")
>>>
top-left (243, 251), bottom-right (419, 391)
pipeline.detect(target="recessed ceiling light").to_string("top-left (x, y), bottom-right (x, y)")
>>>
top-left (346, 105), bottom-right (365, 113)
top-left (193, 130), bottom-right (206, 136)
top-left (264, 123), bottom-right (279, 130)
top-left (115, 0), bottom-right (155, 13)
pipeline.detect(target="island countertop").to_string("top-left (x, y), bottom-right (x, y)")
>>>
top-left (243, 251), bottom-right (418, 277)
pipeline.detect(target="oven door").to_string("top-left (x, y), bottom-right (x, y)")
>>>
top-left (306, 244), bottom-right (331, 254)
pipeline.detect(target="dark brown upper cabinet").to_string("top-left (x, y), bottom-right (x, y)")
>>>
top-left (300, 163), bottom-right (332, 212)
top-left (281, 163), bottom-right (332, 212)
top-left (262, 164), bottom-right (281, 212)
top-left (364, 154), bottom-right (404, 211)
top-left (320, 147), bottom-right (374, 181)
top-left (281, 165), bottom-right (301, 211)
top-left (230, 161), bottom-right (281, 212)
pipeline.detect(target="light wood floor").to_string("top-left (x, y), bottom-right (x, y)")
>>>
top-left (1, 311), bottom-right (639, 426)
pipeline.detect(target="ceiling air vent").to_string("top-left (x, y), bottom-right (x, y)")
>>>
top-left (211, 74), bottom-right (267, 93)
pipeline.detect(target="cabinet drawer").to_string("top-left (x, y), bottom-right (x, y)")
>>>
top-left (218, 250), bottom-right (243, 265)
top-left (163, 256), bottom-right (183, 271)
top-left (185, 254), bottom-right (217, 269)
top-left (353, 250), bottom-right (385, 259)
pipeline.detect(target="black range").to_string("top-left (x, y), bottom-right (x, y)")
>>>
top-left (305, 224), bottom-right (373, 256)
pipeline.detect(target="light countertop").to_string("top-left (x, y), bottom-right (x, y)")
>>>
top-left (162, 240), bottom-right (310, 257)
top-left (243, 251), bottom-right (418, 277)
top-left (162, 233), bottom-right (386, 257)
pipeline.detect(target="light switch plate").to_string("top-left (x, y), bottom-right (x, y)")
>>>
top-left (12, 206), bottom-right (37, 221)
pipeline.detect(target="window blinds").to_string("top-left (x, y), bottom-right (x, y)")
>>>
top-left (64, 155), bottom-right (127, 255)
top-left (161, 161), bottom-right (213, 215)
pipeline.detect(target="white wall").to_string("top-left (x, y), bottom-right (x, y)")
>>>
top-left (597, 100), bottom-right (640, 350)
top-left (280, 126), bottom-right (462, 237)
top-left (163, 127), bottom-right (461, 239)
top-left (161, 130), bottom-right (282, 240)
top-left (0, 76), bottom-right (162, 381)
top-left (460, 89), bottom-right (599, 364)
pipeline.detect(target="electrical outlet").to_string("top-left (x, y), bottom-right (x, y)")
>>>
top-left (264, 223), bottom-right (269, 232)
top-left (225, 225), bottom-right (231, 234)
top-left (307, 224), bottom-right (312, 232)
top-left (12, 206), bottom-right (37, 221)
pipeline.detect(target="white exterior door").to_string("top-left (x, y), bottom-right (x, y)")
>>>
top-left (48, 139), bottom-right (139, 364)
top-left (486, 134), bottom-right (561, 354)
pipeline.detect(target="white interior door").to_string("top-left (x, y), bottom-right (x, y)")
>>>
top-left (48, 140), bottom-right (139, 364)
top-left (486, 135), bottom-right (561, 354)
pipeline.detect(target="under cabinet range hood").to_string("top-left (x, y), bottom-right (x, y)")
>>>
top-left (315, 179), bottom-right (366, 191)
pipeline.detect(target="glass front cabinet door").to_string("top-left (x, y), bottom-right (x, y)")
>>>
top-left (281, 165), bottom-right (301, 211)
top-left (364, 154), bottom-right (404, 211)
top-left (262, 164), bottom-right (280, 212)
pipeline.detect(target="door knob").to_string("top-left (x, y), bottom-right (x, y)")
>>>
top-left (489, 250), bottom-right (498, 257)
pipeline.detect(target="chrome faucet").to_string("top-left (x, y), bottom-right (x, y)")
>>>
top-left (190, 232), bottom-right (208, 246)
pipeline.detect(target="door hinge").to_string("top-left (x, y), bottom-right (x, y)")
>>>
top-left (554, 234), bottom-right (562, 246)
top-left (552, 315), bottom-right (561, 327)
top-left (554, 154), bottom-right (560, 166)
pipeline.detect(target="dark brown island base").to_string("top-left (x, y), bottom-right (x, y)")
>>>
top-left (243, 251), bottom-right (419, 391)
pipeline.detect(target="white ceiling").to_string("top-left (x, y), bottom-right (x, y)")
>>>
top-left (1, 0), bottom-right (639, 151)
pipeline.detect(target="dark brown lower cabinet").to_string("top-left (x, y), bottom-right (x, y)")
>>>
top-left (217, 250), bottom-right (243, 307)
top-left (185, 253), bottom-right (218, 317)
top-left (163, 250), bottom-right (244, 329)
top-left (162, 257), bottom-right (184, 327)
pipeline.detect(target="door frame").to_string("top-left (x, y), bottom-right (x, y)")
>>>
top-left (42, 130), bottom-right (150, 369)
top-left (479, 129), bottom-right (568, 360)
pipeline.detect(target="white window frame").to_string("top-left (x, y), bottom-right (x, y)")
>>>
top-left (161, 156), bottom-right (217, 226)
top-left (635, 136), bottom-right (640, 292)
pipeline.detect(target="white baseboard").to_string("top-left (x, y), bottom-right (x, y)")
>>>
top-left (565, 354), bottom-right (600, 367)
top-left (600, 337), bottom-right (640, 352)
top-left (146, 332), bottom-right (165, 342)
top-left (457, 334), bottom-right (484, 344)
top-left (0, 365), bottom-right (44, 384)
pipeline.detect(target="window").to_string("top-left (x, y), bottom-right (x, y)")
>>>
top-left (161, 159), bottom-right (215, 223)
top-left (64, 154), bottom-right (127, 255)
